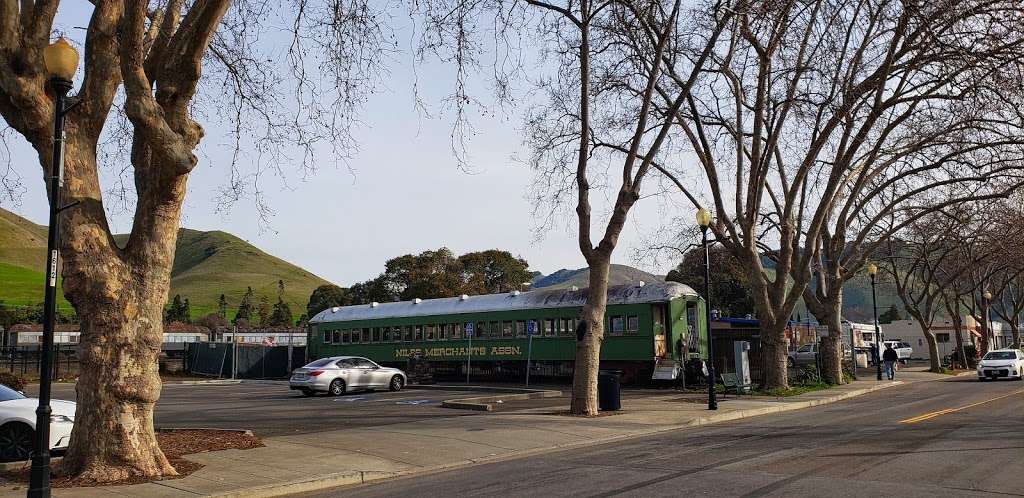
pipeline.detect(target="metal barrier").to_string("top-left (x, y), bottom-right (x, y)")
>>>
top-left (0, 345), bottom-right (79, 379)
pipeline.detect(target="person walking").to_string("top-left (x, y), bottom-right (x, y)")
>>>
top-left (882, 343), bottom-right (899, 380)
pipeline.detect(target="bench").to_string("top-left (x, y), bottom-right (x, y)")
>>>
top-left (720, 373), bottom-right (752, 396)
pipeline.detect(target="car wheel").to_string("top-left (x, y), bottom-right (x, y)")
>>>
top-left (329, 379), bottom-right (346, 396)
top-left (0, 423), bottom-right (34, 463)
top-left (300, 388), bottom-right (316, 397)
top-left (389, 375), bottom-right (404, 392)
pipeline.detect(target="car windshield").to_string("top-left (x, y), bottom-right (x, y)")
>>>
top-left (0, 385), bottom-right (26, 402)
top-left (983, 352), bottom-right (1016, 360)
top-left (304, 358), bottom-right (336, 368)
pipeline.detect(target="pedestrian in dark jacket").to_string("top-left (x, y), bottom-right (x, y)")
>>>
top-left (882, 343), bottom-right (899, 380)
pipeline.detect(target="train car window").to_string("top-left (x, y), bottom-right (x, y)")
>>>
top-left (414, 325), bottom-right (423, 341)
top-left (485, 321), bottom-right (496, 338)
top-left (403, 326), bottom-right (413, 341)
top-left (516, 321), bottom-right (526, 337)
top-left (351, 330), bottom-right (361, 344)
top-left (451, 323), bottom-right (463, 340)
top-left (502, 321), bottom-right (514, 338)
top-left (426, 324), bottom-right (435, 341)
top-left (439, 324), bottom-right (449, 340)
top-left (610, 316), bottom-right (625, 335)
top-left (372, 327), bottom-right (381, 342)
top-left (627, 316), bottom-right (639, 334)
top-left (558, 318), bottom-right (569, 336)
top-left (544, 319), bottom-right (556, 337)
top-left (323, 331), bottom-right (331, 344)
top-left (362, 328), bottom-right (370, 343)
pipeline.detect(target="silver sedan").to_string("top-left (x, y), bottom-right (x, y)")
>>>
top-left (289, 356), bottom-right (407, 396)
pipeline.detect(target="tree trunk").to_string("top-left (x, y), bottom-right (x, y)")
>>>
top-left (570, 256), bottom-right (610, 415)
top-left (951, 313), bottom-right (967, 368)
top-left (1009, 321), bottom-right (1021, 349)
top-left (54, 142), bottom-right (185, 481)
top-left (760, 317), bottom-right (789, 390)
top-left (810, 298), bottom-right (846, 385)
top-left (923, 328), bottom-right (940, 372)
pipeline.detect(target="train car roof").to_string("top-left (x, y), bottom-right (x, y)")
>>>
top-left (310, 281), bottom-right (697, 324)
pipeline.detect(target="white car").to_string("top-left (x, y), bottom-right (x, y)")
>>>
top-left (977, 349), bottom-right (1024, 381)
top-left (290, 356), bottom-right (408, 396)
top-left (0, 384), bottom-right (76, 462)
top-left (867, 340), bottom-right (912, 364)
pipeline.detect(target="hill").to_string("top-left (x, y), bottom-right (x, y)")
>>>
top-left (532, 264), bottom-right (662, 290)
top-left (0, 208), bottom-right (331, 320)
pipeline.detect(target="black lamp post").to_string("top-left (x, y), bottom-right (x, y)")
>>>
top-left (697, 208), bottom-right (717, 410)
top-left (867, 262), bottom-right (882, 381)
top-left (29, 37), bottom-right (79, 498)
top-left (983, 290), bottom-right (993, 352)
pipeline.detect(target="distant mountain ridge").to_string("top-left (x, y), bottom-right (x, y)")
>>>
top-left (0, 207), bottom-right (331, 319)
top-left (532, 264), bottom-right (663, 290)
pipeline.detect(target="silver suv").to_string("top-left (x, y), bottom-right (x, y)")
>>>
top-left (290, 356), bottom-right (407, 396)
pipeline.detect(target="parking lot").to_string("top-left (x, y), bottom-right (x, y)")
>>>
top-left (31, 382), bottom-right (565, 438)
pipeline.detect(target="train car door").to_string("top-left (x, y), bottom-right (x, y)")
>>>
top-left (652, 304), bottom-right (667, 358)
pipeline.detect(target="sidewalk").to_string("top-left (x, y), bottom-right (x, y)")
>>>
top-left (1, 373), bottom-right (951, 498)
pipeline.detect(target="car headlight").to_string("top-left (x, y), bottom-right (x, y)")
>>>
top-left (51, 414), bottom-right (73, 423)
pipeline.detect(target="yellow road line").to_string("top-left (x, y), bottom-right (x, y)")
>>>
top-left (900, 389), bottom-right (1024, 424)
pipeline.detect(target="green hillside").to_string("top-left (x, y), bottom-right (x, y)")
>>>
top-left (1, 208), bottom-right (331, 321)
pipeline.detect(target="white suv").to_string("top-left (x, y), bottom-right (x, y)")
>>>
top-left (977, 349), bottom-right (1024, 381)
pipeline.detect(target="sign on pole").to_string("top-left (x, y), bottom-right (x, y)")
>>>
top-left (465, 322), bottom-right (473, 384)
top-left (526, 320), bottom-right (536, 386)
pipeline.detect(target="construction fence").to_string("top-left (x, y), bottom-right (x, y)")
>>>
top-left (185, 342), bottom-right (306, 379)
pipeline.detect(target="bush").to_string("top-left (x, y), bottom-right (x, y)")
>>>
top-left (0, 372), bottom-right (28, 391)
top-left (788, 364), bottom-right (821, 386)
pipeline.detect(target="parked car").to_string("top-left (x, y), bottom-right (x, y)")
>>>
top-left (976, 349), bottom-right (1024, 381)
top-left (289, 356), bottom-right (407, 396)
top-left (866, 340), bottom-right (912, 365)
top-left (788, 343), bottom-right (818, 367)
top-left (0, 384), bottom-right (76, 462)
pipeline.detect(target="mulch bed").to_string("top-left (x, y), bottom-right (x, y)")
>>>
top-left (2, 429), bottom-right (263, 488)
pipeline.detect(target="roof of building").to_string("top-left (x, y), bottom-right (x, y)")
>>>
top-left (310, 281), bottom-right (697, 324)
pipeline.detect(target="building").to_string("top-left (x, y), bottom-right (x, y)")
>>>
top-left (881, 317), bottom-right (985, 360)
top-left (7, 322), bottom-right (209, 346)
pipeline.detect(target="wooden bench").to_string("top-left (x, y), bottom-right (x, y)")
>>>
top-left (721, 373), bottom-right (752, 395)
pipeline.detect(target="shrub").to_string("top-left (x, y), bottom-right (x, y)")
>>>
top-left (0, 372), bottom-right (28, 391)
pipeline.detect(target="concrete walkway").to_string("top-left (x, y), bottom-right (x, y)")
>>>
top-left (0, 371), bottom-right (956, 497)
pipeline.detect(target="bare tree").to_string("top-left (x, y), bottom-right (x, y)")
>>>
top-left (0, 0), bottom-right (392, 481)
top-left (516, 0), bottom-right (736, 415)
top-left (648, 0), bottom-right (1024, 388)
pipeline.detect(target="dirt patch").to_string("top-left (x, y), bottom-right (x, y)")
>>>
top-left (2, 429), bottom-right (263, 489)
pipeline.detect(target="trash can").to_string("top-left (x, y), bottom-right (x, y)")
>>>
top-left (598, 369), bottom-right (621, 411)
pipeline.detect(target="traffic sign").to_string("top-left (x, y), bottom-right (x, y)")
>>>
top-left (465, 322), bottom-right (474, 337)
top-left (527, 320), bottom-right (536, 336)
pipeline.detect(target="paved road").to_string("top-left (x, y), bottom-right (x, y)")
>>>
top-left (29, 383), bottom-right (495, 437)
top-left (303, 376), bottom-right (1024, 497)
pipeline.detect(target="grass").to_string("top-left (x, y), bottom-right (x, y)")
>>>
top-left (2, 209), bottom-right (331, 319)
top-left (756, 382), bottom-right (833, 397)
top-left (0, 261), bottom-right (74, 313)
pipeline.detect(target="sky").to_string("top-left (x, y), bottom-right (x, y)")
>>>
top-left (1, 1), bottom-right (681, 287)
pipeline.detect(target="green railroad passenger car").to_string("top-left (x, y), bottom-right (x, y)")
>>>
top-left (306, 282), bottom-right (708, 383)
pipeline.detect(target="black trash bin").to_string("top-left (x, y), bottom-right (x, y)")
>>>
top-left (598, 369), bottom-right (622, 411)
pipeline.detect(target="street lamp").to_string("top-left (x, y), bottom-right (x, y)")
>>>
top-left (30, 36), bottom-right (79, 498)
top-left (696, 208), bottom-right (717, 410)
top-left (983, 290), bottom-right (993, 351)
top-left (867, 262), bottom-right (882, 381)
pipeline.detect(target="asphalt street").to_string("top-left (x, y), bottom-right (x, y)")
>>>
top-left (301, 376), bottom-right (1024, 498)
top-left (32, 383), bottom-right (494, 437)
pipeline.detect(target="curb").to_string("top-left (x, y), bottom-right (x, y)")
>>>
top-left (157, 427), bottom-right (255, 436)
top-left (441, 390), bottom-right (563, 411)
top-left (163, 379), bottom-right (242, 385)
top-left (205, 382), bottom-right (898, 497)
